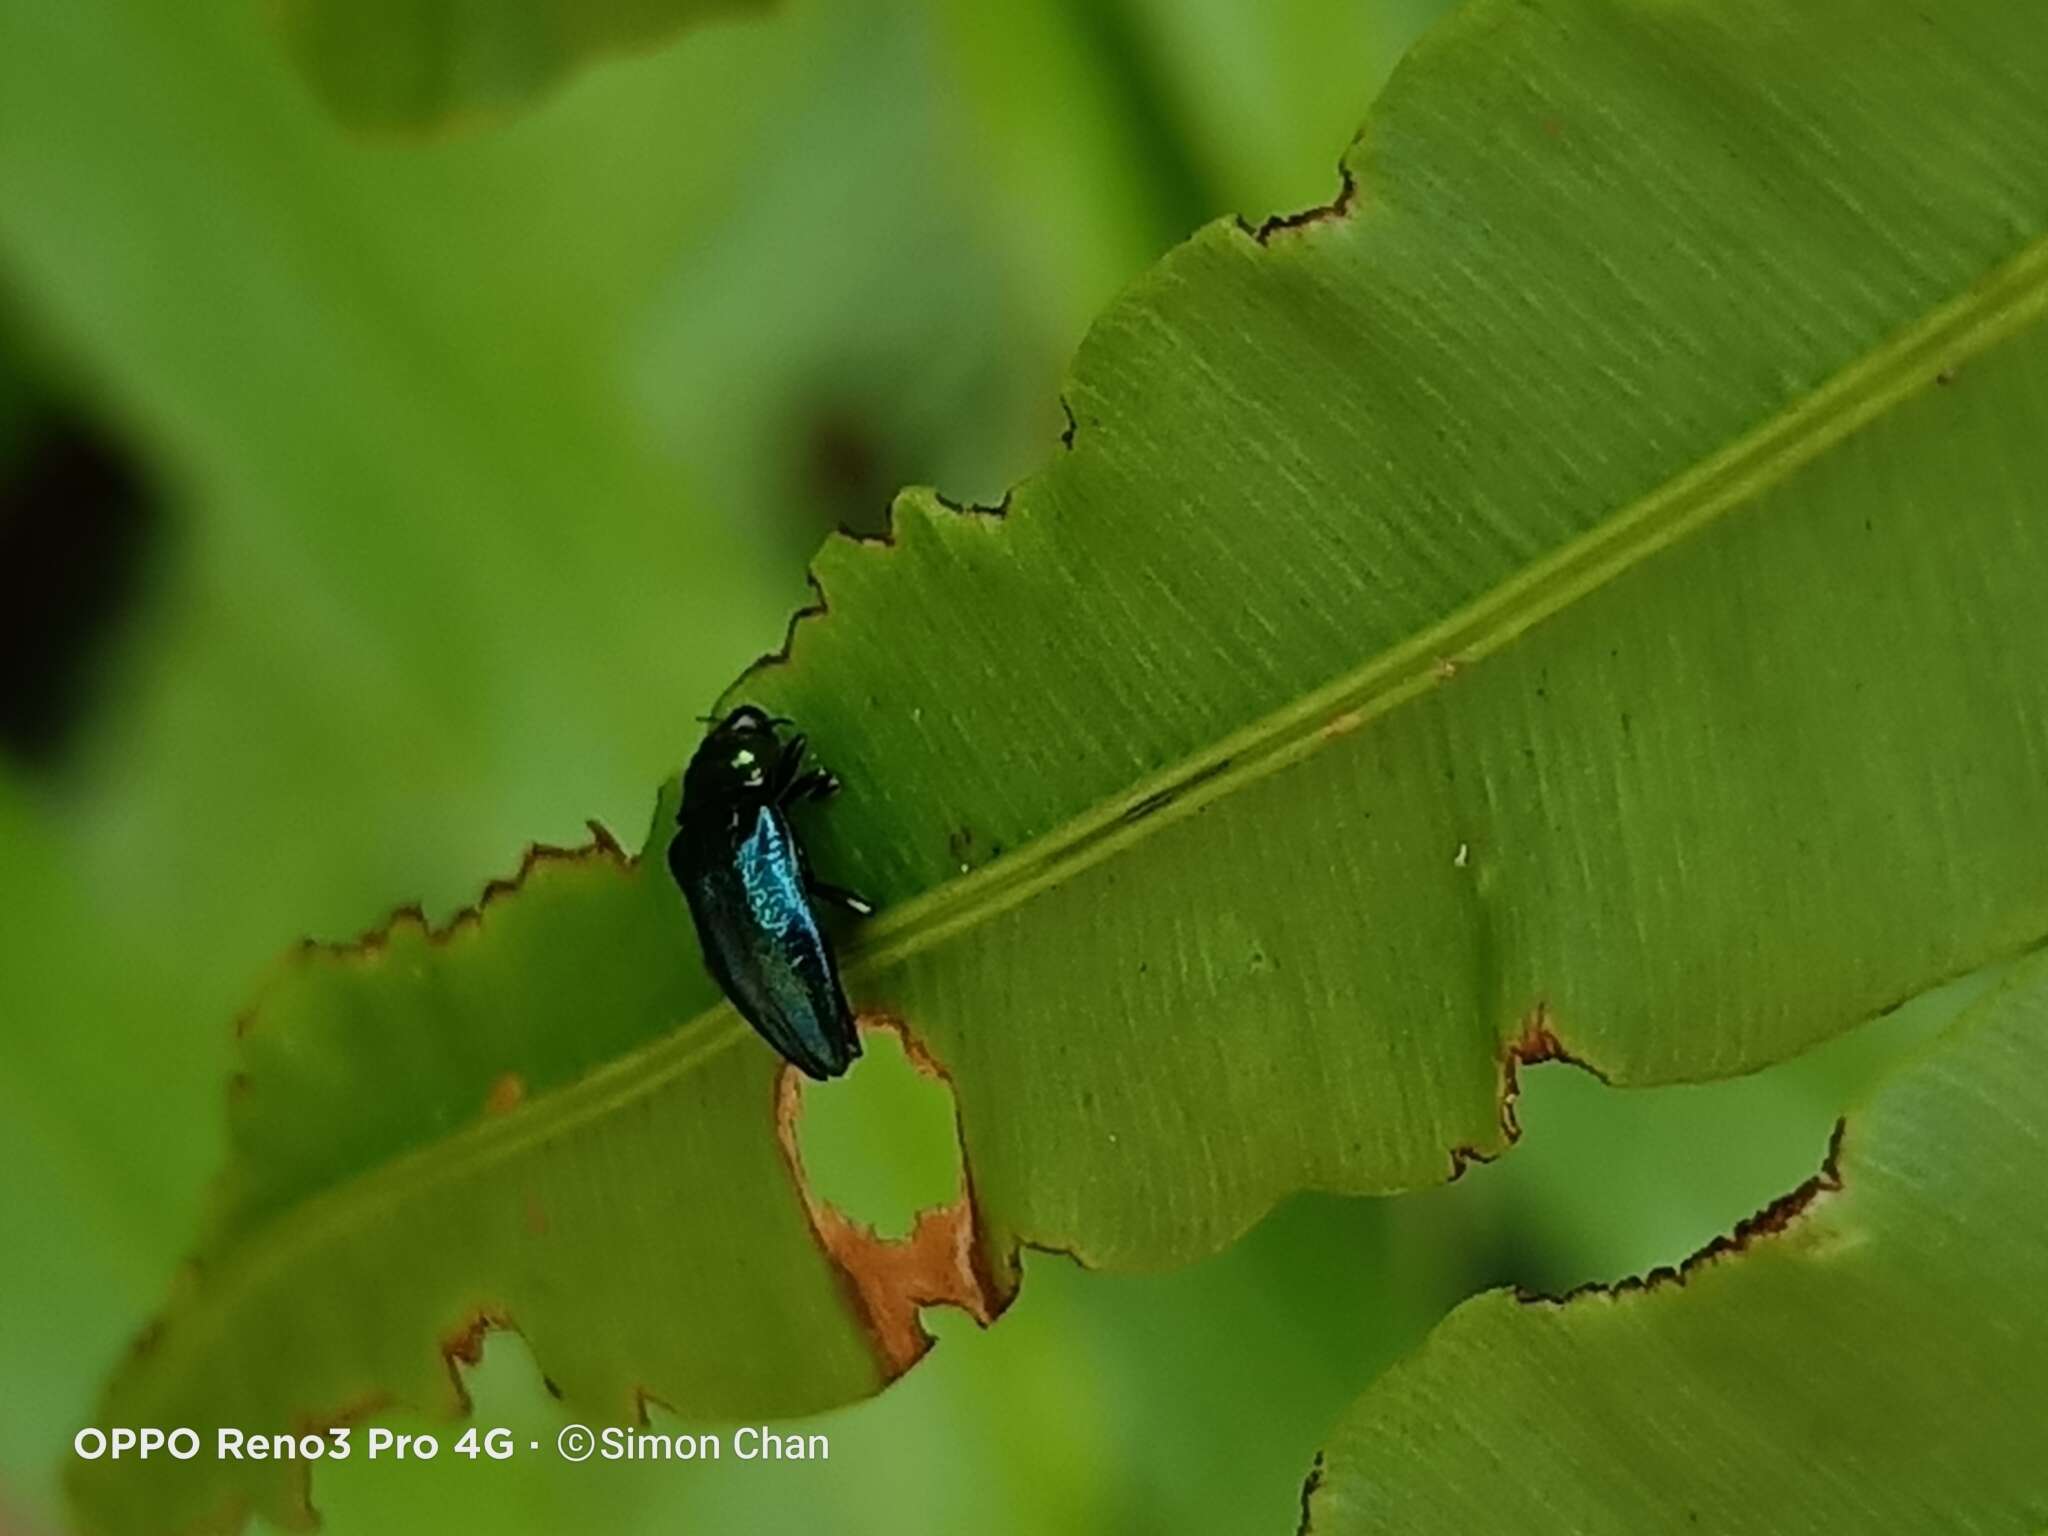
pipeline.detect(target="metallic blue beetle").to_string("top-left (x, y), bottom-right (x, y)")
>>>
top-left (669, 706), bottom-right (872, 1079)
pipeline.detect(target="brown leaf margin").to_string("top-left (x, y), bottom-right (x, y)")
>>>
top-left (773, 1014), bottom-right (1011, 1376)
top-left (1294, 1117), bottom-right (1853, 1534)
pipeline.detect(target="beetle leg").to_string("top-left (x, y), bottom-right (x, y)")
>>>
top-left (809, 879), bottom-right (874, 918)
top-left (787, 769), bottom-right (841, 803)
top-left (769, 733), bottom-right (809, 799)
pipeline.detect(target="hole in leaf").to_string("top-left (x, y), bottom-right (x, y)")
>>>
top-left (790, 1021), bottom-right (965, 1241)
top-left (1404, 969), bottom-right (1992, 1295)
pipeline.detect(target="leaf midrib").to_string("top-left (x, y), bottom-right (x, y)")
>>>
top-left (151, 225), bottom-right (2048, 1399)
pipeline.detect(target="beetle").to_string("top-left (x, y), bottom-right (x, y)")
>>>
top-left (669, 705), bottom-right (873, 1080)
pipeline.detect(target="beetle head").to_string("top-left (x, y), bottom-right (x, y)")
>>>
top-left (686, 705), bottom-right (782, 798)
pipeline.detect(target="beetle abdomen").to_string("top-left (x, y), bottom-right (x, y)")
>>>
top-left (674, 804), bottom-right (859, 1080)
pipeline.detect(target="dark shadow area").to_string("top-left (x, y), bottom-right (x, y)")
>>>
top-left (0, 299), bottom-right (158, 769)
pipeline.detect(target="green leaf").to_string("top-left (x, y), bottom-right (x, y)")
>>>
top-left (75, 0), bottom-right (2048, 1529)
top-left (748, 0), bottom-right (2048, 1269)
top-left (1301, 946), bottom-right (2048, 1535)
top-left (0, 0), bottom-right (1325, 1526)
top-left (63, 826), bottom-right (898, 1536)
top-left (271, 0), bottom-right (766, 130)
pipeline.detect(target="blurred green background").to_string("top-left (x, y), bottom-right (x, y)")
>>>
top-left (0, 0), bottom-right (1965, 1530)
